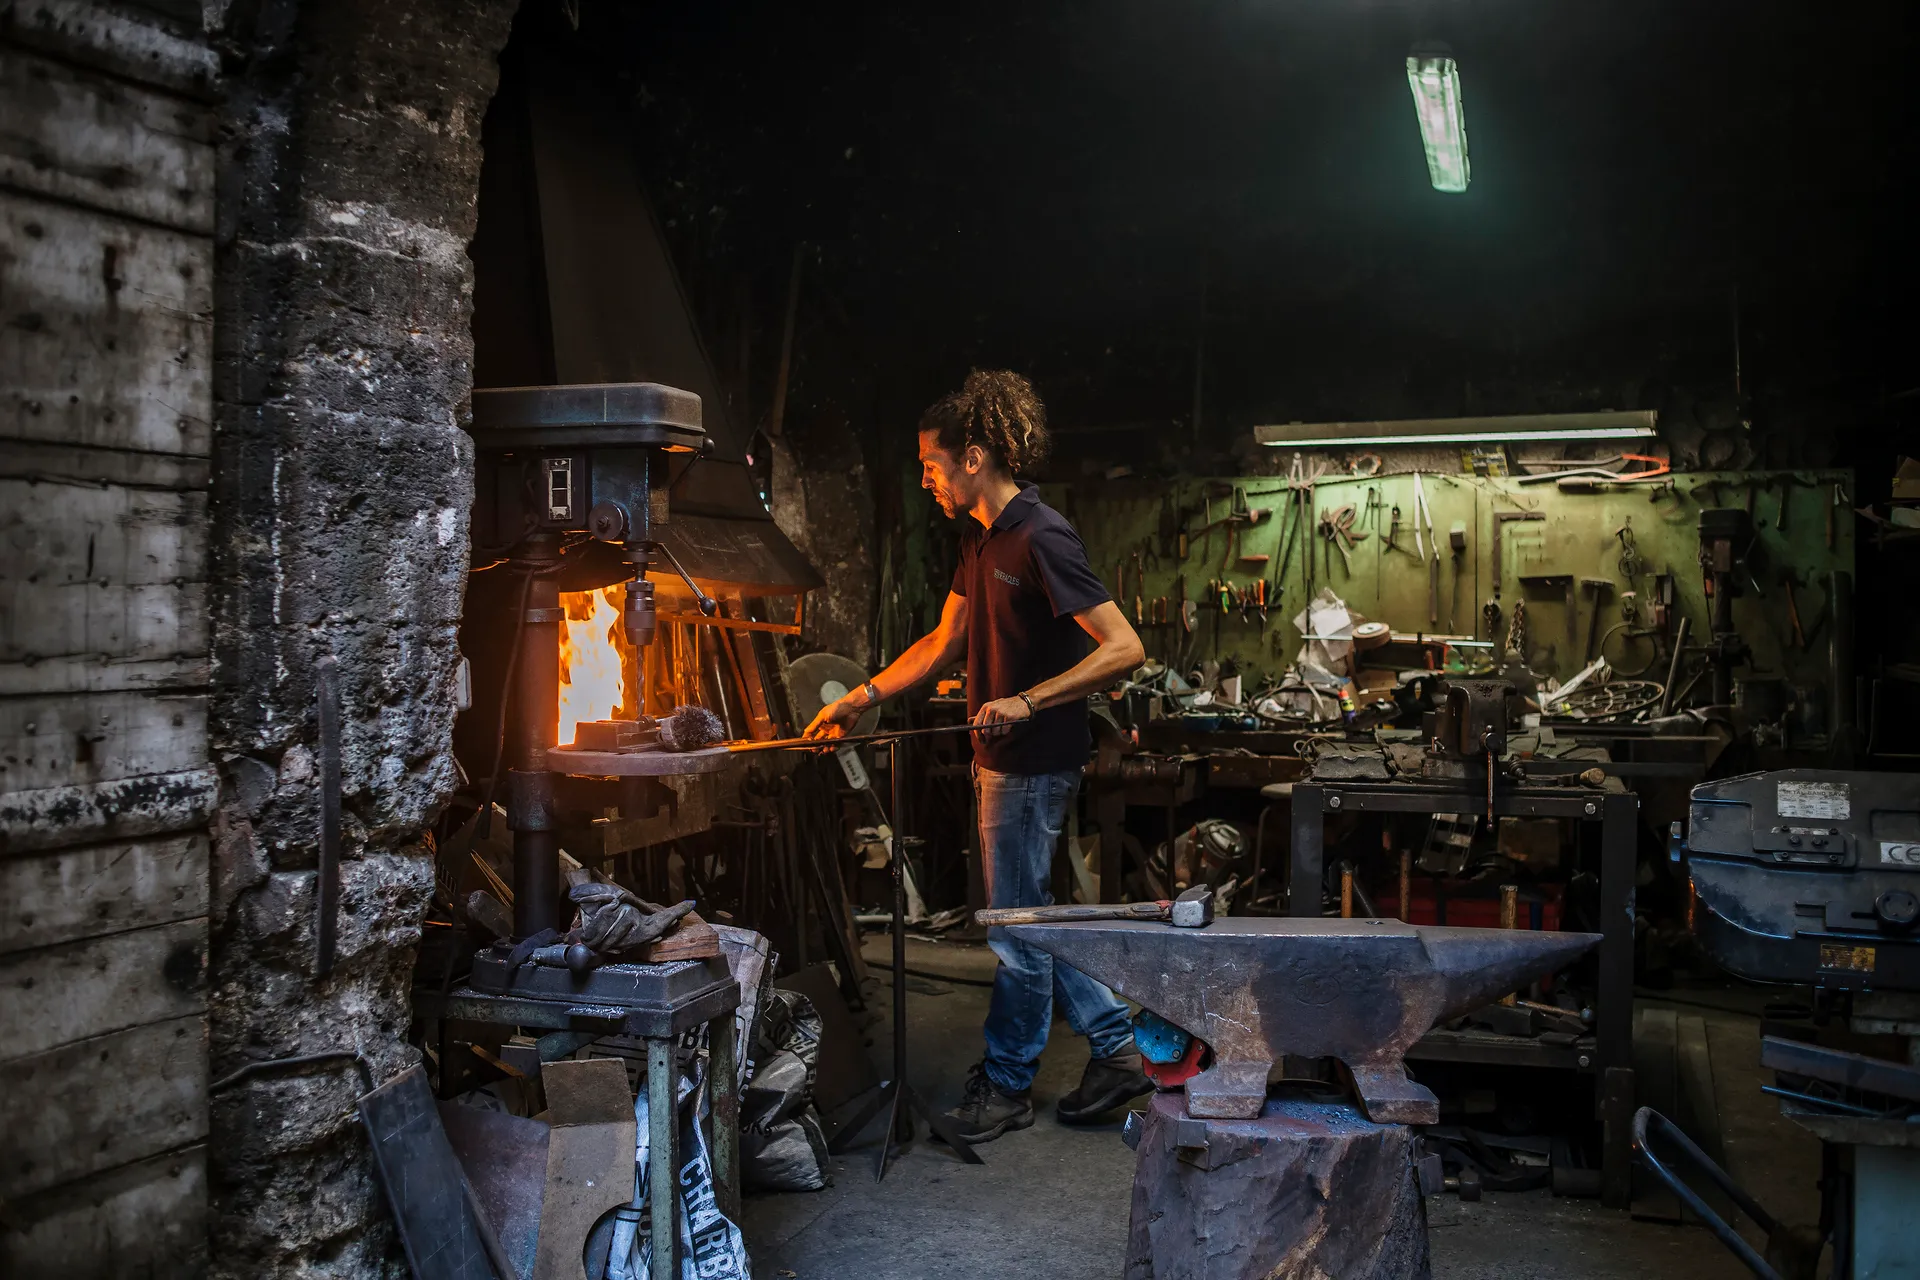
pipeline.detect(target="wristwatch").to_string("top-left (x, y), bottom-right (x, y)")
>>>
top-left (860, 680), bottom-right (882, 707)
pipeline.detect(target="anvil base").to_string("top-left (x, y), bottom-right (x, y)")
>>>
top-left (1125, 1092), bottom-right (1430, 1280)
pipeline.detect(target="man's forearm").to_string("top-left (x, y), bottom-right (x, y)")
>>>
top-left (1022, 637), bottom-right (1141, 711)
top-left (861, 628), bottom-right (962, 704)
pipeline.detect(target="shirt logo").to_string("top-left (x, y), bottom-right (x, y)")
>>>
top-left (993, 567), bottom-right (1022, 588)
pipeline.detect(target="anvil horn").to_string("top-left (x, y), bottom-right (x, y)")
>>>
top-left (1421, 925), bottom-right (1601, 1020)
top-left (1009, 916), bottom-right (1600, 1124)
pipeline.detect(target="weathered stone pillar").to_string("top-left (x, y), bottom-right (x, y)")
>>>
top-left (207, 1), bottom-right (517, 1272)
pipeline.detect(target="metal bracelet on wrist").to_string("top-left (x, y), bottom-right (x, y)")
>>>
top-left (1016, 691), bottom-right (1039, 716)
top-left (861, 680), bottom-right (882, 707)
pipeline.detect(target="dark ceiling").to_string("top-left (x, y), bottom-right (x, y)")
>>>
top-left (514, 0), bottom-right (1919, 465)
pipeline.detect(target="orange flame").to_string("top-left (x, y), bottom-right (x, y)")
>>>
top-left (558, 586), bottom-right (629, 746)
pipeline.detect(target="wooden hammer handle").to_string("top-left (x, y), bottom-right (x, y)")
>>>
top-left (974, 901), bottom-right (1171, 927)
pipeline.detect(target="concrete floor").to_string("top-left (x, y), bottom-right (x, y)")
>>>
top-left (737, 938), bottom-right (1825, 1279)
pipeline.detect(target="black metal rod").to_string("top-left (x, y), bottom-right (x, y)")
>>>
top-left (1632, 1107), bottom-right (1783, 1280)
top-left (1598, 791), bottom-right (1638, 1208)
top-left (477, 568), bottom-right (536, 839)
top-left (316, 655), bottom-right (342, 978)
top-left (890, 738), bottom-right (910, 1147)
top-left (723, 720), bottom-right (1014, 755)
top-left (510, 542), bottom-right (562, 937)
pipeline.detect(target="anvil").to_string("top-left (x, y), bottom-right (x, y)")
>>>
top-left (1009, 916), bottom-right (1600, 1123)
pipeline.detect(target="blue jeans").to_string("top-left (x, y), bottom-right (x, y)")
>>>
top-left (975, 766), bottom-right (1134, 1094)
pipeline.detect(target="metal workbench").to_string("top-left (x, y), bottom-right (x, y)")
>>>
top-left (1289, 777), bottom-right (1639, 1207)
top-left (415, 960), bottom-right (741, 1280)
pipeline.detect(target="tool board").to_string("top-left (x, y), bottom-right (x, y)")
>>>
top-left (1048, 469), bottom-right (1854, 694)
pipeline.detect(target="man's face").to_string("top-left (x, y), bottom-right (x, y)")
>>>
top-left (918, 430), bottom-right (979, 518)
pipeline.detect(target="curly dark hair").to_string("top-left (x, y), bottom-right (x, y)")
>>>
top-left (917, 369), bottom-right (1050, 476)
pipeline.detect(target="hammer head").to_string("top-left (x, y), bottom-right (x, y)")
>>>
top-left (1170, 885), bottom-right (1215, 928)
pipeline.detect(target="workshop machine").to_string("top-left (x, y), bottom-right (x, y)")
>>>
top-left (467, 381), bottom-right (729, 937)
top-left (437, 383), bottom-right (749, 1278)
top-left (1681, 769), bottom-right (1920, 994)
top-left (1669, 768), bottom-right (1920, 1279)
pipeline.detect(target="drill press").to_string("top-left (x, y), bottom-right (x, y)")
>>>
top-left (469, 381), bottom-right (721, 938)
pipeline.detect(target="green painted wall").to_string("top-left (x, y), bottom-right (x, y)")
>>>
top-left (1049, 470), bottom-right (1853, 690)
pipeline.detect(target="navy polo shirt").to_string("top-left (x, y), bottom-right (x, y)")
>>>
top-left (950, 485), bottom-right (1111, 774)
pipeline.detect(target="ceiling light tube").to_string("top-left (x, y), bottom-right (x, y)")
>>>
top-left (1407, 46), bottom-right (1470, 193)
top-left (1254, 411), bottom-right (1658, 449)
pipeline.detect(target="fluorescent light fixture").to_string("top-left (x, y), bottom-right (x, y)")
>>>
top-left (1406, 45), bottom-right (1470, 193)
top-left (1254, 411), bottom-right (1658, 449)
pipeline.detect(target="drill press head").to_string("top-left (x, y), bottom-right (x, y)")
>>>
top-left (470, 382), bottom-right (713, 646)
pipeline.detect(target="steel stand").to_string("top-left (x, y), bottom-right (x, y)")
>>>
top-left (1288, 776), bottom-right (1639, 1208)
top-left (827, 737), bottom-right (984, 1178)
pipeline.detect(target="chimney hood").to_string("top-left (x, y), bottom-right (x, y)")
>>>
top-left (469, 49), bottom-right (821, 600)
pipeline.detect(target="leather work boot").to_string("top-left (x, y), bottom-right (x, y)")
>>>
top-left (939, 1063), bottom-right (1035, 1144)
top-left (1056, 1047), bottom-right (1153, 1124)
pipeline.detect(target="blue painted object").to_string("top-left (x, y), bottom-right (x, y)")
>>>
top-left (1133, 1009), bottom-right (1193, 1065)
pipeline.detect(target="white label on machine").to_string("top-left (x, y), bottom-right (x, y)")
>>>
top-left (1881, 842), bottom-right (1920, 868)
top-left (1777, 781), bottom-right (1851, 821)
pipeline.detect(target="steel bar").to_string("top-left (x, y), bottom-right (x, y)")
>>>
top-left (1632, 1108), bottom-right (1782, 1280)
top-left (1760, 1035), bottom-right (1920, 1105)
top-left (1599, 791), bottom-right (1639, 1206)
top-left (709, 1009), bottom-right (739, 1217)
top-left (722, 721), bottom-right (994, 754)
top-left (888, 737), bottom-right (908, 1160)
top-left (648, 1037), bottom-right (678, 1280)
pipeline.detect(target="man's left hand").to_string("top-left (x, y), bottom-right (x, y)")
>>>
top-left (973, 695), bottom-right (1033, 738)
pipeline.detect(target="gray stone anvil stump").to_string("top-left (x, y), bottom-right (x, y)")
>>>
top-left (1124, 1092), bottom-right (1430, 1280)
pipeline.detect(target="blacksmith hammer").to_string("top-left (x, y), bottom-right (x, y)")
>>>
top-left (976, 885), bottom-right (1215, 929)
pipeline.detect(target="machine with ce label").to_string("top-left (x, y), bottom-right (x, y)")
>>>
top-left (1676, 769), bottom-right (1920, 993)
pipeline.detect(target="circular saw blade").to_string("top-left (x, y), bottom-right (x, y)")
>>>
top-left (787, 651), bottom-right (880, 736)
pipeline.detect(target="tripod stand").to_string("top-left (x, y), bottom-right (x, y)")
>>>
top-left (827, 735), bottom-right (983, 1179)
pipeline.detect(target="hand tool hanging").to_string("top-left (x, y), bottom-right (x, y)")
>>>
top-left (1365, 485), bottom-right (1384, 606)
top-left (1449, 523), bottom-right (1468, 634)
top-left (1319, 505), bottom-right (1367, 577)
top-left (1412, 473), bottom-right (1439, 626)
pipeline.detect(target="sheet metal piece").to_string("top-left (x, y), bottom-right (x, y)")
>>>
top-left (1009, 916), bottom-right (1600, 1122)
top-left (441, 1103), bottom-right (551, 1280)
top-left (357, 1064), bottom-right (498, 1280)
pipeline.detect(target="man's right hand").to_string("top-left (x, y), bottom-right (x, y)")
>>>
top-left (802, 693), bottom-right (865, 740)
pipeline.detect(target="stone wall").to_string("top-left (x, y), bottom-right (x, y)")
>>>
top-left (207, 0), bottom-right (517, 1272)
top-left (769, 419), bottom-right (877, 670)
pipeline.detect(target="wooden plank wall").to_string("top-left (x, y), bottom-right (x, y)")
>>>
top-left (0, 4), bottom-right (218, 1275)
